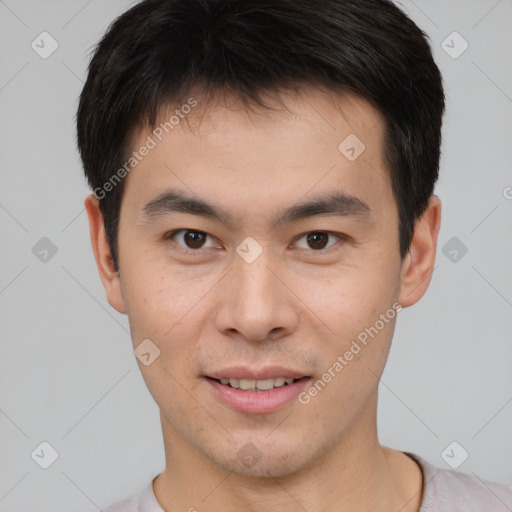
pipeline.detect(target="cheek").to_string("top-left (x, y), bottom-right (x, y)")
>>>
top-left (302, 291), bottom-right (399, 424)
top-left (122, 268), bottom-right (207, 407)
top-left (123, 260), bottom-right (197, 336)
top-left (294, 256), bottom-right (401, 402)
top-left (297, 258), bottom-right (400, 333)
top-left (121, 260), bottom-right (220, 381)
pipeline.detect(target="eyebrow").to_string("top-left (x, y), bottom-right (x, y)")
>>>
top-left (142, 187), bottom-right (371, 228)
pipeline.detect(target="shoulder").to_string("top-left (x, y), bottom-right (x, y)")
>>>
top-left (102, 478), bottom-right (163, 512)
top-left (103, 494), bottom-right (139, 512)
top-left (405, 452), bottom-right (512, 511)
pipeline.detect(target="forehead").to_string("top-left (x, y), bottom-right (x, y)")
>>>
top-left (121, 85), bottom-right (392, 222)
top-left (153, 85), bottom-right (385, 153)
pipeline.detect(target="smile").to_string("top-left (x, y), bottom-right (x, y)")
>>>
top-left (212, 377), bottom-right (301, 391)
top-left (205, 375), bottom-right (312, 413)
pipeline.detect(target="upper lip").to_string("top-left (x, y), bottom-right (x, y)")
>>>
top-left (206, 366), bottom-right (309, 381)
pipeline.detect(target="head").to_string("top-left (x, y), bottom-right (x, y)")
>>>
top-left (78, 0), bottom-right (444, 477)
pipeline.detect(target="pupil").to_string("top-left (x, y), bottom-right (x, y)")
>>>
top-left (307, 232), bottom-right (327, 250)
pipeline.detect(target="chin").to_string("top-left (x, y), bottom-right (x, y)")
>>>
top-left (204, 437), bottom-right (313, 479)
top-left (224, 454), bottom-right (304, 479)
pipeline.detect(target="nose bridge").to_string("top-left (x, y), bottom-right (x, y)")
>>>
top-left (237, 252), bottom-right (275, 305)
top-left (216, 244), bottom-right (297, 341)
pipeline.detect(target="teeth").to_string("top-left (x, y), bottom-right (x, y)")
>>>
top-left (239, 379), bottom-right (256, 390)
top-left (256, 379), bottom-right (274, 391)
top-left (218, 377), bottom-right (298, 390)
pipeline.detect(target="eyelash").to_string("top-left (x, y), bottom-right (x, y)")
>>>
top-left (163, 229), bottom-right (348, 255)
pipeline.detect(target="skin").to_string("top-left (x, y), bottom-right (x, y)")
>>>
top-left (85, 85), bottom-right (441, 512)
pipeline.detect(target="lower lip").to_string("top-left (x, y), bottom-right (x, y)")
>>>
top-left (206, 377), bottom-right (311, 414)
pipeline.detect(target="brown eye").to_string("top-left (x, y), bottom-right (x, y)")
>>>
top-left (294, 231), bottom-right (340, 251)
top-left (293, 231), bottom-right (350, 256)
top-left (168, 230), bottom-right (214, 250)
top-left (183, 231), bottom-right (207, 249)
top-left (306, 232), bottom-right (330, 250)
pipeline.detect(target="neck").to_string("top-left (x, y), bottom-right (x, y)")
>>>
top-left (153, 392), bottom-right (423, 512)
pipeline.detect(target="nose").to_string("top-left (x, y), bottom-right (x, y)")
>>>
top-left (215, 248), bottom-right (299, 343)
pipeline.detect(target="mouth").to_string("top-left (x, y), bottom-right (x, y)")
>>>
top-left (206, 376), bottom-right (310, 392)
top-left (204, 371), bottom-right (312, 413)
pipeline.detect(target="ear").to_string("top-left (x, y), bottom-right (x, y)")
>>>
top-left (398, 195), bottom-right (441, 308)
top-left (84, 194), bottom-right (126, 314)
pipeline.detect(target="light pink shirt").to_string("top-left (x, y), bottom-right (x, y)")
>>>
top-left (104, 451), bottom-right (512, 511)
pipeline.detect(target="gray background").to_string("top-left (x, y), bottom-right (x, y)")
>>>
top-left (0, 0), bottom-right (511, 510)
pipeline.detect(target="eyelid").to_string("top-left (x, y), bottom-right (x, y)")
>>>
top-left (164, 229), bottom-right (218, 253)
top-left (165, 229), bottom-right (348, 254)
top-left (291, 231), bottom-right (347, 252)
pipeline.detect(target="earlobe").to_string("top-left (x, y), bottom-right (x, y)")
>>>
top-left (84, 194), bottom-right (126, 314)
top-left (398, 195), bottom-right (442, 308)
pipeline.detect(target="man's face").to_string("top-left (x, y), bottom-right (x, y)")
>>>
top-left (108, 87), bottom-right (406, 476)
